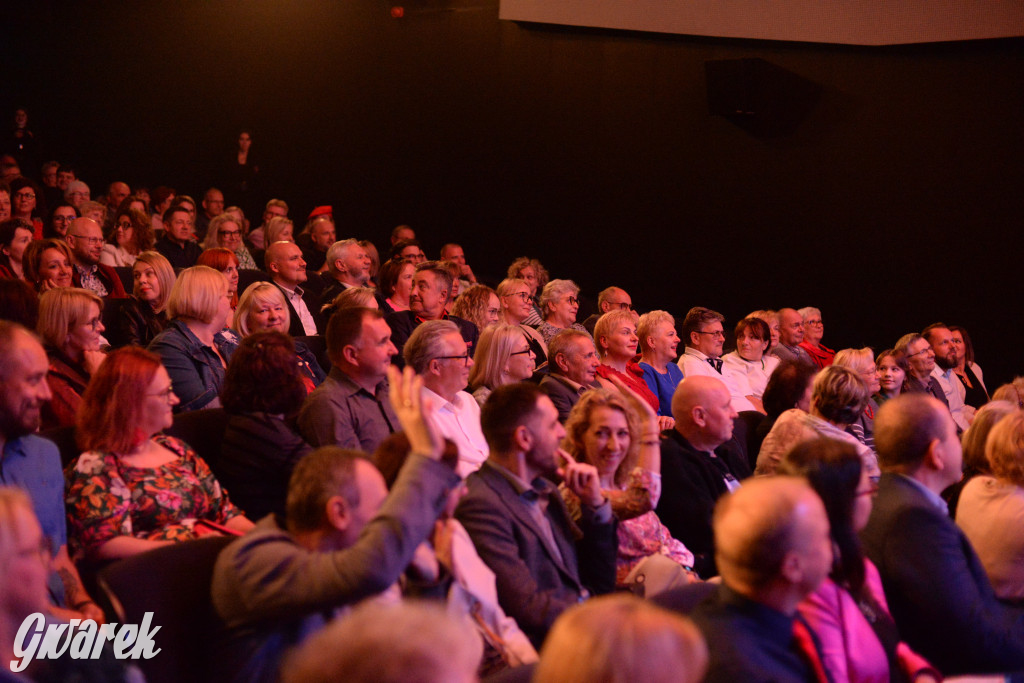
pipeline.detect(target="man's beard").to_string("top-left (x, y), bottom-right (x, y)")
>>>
top-left (934, 352), bottom-right (957, 370)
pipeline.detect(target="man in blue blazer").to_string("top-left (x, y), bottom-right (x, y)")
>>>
top-left (455, 382), bottom-right (617, 648)
top-left (861, 393), bottom-right (1024, 677)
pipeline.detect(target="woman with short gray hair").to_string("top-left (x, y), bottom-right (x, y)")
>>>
top-left (536, 279), bottom-right (588, 346)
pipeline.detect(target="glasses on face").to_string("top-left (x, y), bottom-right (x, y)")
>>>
top-left (53, 215), bottom-right (73, 224)
top-left (506, 292), bottom-right (533, 303)
top-left (85, 317), bottom-right (103, 331)
top-left (487, 308), bottom-right (501, 317)
top-left (14, 191), bottom-right (35, 200)
top-left (219, 229), bottom-right (241, 237)
top-left (608, 301), bottom-right (632, 311)
top-left (563, 296), bottom-right (579, 306)
top-left (70, 234), bottom-right (104, 245)
top-left (510, 345), bottom-right (533, 357)
top-left (805, 319), bottom-right (823, 326)
top-left (436, 353), bottom-right (471, 366)
top-left (906, 346), bottom-right (933, 358)
top-left (696, 330), bottom-right (726, 339)
top-left (148, 385), bottom-right (176, 403)
top-left (115, 221), bottom-right (132, 231)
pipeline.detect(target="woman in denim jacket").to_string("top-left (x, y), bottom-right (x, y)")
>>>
top-left (148, 266), bottom-right (239, 412)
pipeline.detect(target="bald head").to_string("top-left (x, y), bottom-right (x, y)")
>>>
top-left (107, 181), bottom-right (130, 209)
top-left (66, 217), bottom-right (104, 266)
top-left (266, 241), bottom-right (307, 287)
top-left (671, 376), bottom-right (736, 451)
top-left (778, 308), bottom-right (804, 346)
top-left (714, 476), bottom-right (831, 606)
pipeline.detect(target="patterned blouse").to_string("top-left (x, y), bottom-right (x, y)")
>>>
top-left (65, 434), bottom-right (243, 557)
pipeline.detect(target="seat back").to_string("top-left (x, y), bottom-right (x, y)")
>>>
top-left (165, 407), bottom-right (228, 473)
top-left (96, 536), bottom-right (235, 683)
top-left (733, 410), bottom-right (766, 470)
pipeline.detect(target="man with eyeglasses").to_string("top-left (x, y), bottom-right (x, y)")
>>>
top-left (66, 217), bottom-right (126, 298)
top-left (386, 261), bottom-right (479, 369)
top-left (677, 307), bottom-right (756, 413)
top-left (581, 286), bottom-right (633, 336)
top-left (404, 319), bottom-right (488, 476)
top-left (0, 322), bottom-right (104, 625)
top-left (895, 333), bottom-right (948, 409)
top-left (63, 180), bottom-right (90, 210)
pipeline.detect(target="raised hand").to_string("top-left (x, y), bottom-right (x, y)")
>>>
top-left (556, 448), bottom-right (604, 507)
top-left (386, 365), bottom-right (442, 460)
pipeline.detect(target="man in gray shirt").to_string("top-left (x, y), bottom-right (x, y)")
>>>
top-left (298, 306), bottom-right (399, 452)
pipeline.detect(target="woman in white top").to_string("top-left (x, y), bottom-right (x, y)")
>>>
top-left (100, 208), bottom-right (154, 267)
top-left (722, 317), bottom-right (779, 414)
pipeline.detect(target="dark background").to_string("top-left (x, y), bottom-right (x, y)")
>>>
top-left (4, 1), bottom-right (1022, 385)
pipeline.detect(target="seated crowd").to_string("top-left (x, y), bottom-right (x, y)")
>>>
top-left (3, 158), bottom-right (1024, 683)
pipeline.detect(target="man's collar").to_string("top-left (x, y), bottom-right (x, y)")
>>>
top-left (486, 459), bottom-right (553, 499)
top-left (684, 347), bottom-right (710, 361)
top-left (276, 281), bottom-right (303, 296)
top-left (893, 472), bottom-right (949, 514)
top-left (328, 365), bottom-right (386, 397)
top-left (74, 262), bottom-right (98, 274)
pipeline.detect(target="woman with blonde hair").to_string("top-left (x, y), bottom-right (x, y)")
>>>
top-left (748, 309), bottom-right (781, 349)
top-left (593, 309), bottom-right (659, 414)
top-left (536, 278), bottom-right (587, 345)
top-left (451, 284), bottom-right (500, 333)
top-left (563, 382), bottom-right (700, 591)
top-left (234, 281), bottom-right (324, 390)
top-left (467, 324), bottom-right (536, 406)
top-left (495, 277), bottom-right (547, 363)
top-left (65, 347), bottom-right (253, 560)
top-left (113, 250), bottom-right (174, 347)
top-left (944, 400), bottom-right (1019, 516)
top-left (23, 237), bottom-right (73, 291)
top-left (148, 266), bottom-right (239, 412)
top-left (534, 594), bottom-right (707, 683)
top-left (957, 410), bottom-right (1024, 600)
top-left (833, 347), bottom-right (881, 452)
top-left (321, 285), bottom-right (378, 321)
top-left (36, 287), bottom-right (106, 429)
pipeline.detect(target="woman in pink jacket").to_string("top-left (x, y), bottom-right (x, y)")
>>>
top-left (781, 438), bottom-right (940, 683)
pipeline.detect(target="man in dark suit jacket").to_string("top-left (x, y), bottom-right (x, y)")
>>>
top-left (455, 383), bottom-right (617, 648)
top-left (656, 375), bottom-right (750, 577)
top-left (861, 393), bottom-right (1024, 677)
top-left (386, 261), bottom-right (477, 368)
top-left (538, 329), bottom-right (601, 422)
top-left (266, 241), bottom-right (323, 337)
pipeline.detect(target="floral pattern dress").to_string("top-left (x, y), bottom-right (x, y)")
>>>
top-left (65, 434), bottom-right (243, 557)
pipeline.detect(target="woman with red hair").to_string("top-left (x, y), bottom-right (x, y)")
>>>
top-left (197, 247), bottom-right (241, 315)
top-left (65, 347), bottom-right (254, 560)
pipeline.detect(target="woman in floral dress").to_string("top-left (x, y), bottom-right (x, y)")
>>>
top-left (65, 347), bottom-right (253, 560)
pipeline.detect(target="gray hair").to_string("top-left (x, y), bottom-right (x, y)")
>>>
top-left (326, 238), bottom-right (360, 276)
top-left (403, 319), bottom-right (460, 374)
top-left (538, 279), bottom-right (579, 317)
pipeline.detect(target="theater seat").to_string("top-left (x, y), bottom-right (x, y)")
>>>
top-left (96, 536), bottom-right (235, 683)
top-left (165, 407), bottom-right (228, 474)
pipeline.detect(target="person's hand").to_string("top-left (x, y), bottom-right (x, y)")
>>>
top-left (82, 349), bottom-right (107, 376)
top-left (386, 365), bottom-right (442, 460)
top-left (657, 415), bottom-right (675, 431)
top-left (77, 601), bottom-right (106, 624)
top-left (432, 519), bottom-right (456, 573)
top-left (459, 263), bottom-right (477, 283)
top-left (557, 449), bottom-right (604, 507)
top-left (38, 278), bottom-right (59, 293)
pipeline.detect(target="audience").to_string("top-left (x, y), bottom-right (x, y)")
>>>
top-left (534, 594), bottom-right (707, 683)
top-left (112, 250), bottom-right (174, 348)
top-left (320, 238), bottom-right (372, 304)
top-left (581, 285), bottom-right (633, 336)
top-left (266, 240), bottom-right (322, 337)
top-left (44, 202), bottom-right (77, 239)
top-left (65, 217), bottom-right (127, 298)
top-left (944, 399), bottom-right (1018, 516)
top-left (450, 283), bottom-right (500, 333)
top-left (676, 306), bottom-right (756, 413)
top-left (100, 207), bottom-right (153, 267)
top-left (37, 287), bottom-right (106, 429)
top-left (861, 393), bottom-right (1024, 676)
top-left (196, 247), bottom-right (241, 320)
top-left (923, 322), bottom-right (973, 431)
top-left (297, 211), bottom-right (336, 272)
top-left (593, 309), bottom-right (660, 414)
top-left (65, 347), bottom-right (253, 560)
top-left (467, 323), bottom-right (536, 406)
top-left (495, 276), bottom-right (548, 362)
top-left (721, 316), bottom-right (778, 414)
top-left (148, 265), bottom-right (239, 412)
top-left (154, 204), bottom-right (202, 269)
top-left (202, 213), bottom-right (256, 270)
top-left (873, 347), bottom-right (907, 406)
top-left (950, 324), bottom-right (989, 408)
top-left (506, 256), bottom-right (547, 326)
top-left (832, 346), bottom-right (881, 451)
top-left (539, 328), bottom-right (601, 422)
top-left (956, 409), bottom-right (1024, 600)
top-left (536, 278), bottom-right (587, 345)
top-left (22, 237), bottom-right (73, 291)
top-left (637, 309), bottom-right (684, 419)
top-left (212, 366), bottom-right (460, 683)
top-left (377, 257), bottom-right (414, 313)
top-left (564, 385), bottom-right (699, 593)
top-left (779, 439), bottom-right (939, 683)
top-left (217, 331), bottom-right (313, 521)
top-left (771, 307), bottom-right (814, 367)
top-left (797, 306), bottom-right (835, 369)
top-left (0, 217), bottom-right (33, 280)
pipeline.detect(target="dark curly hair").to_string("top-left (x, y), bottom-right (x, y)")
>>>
top-left (221, 331), bottom-right (307, 416)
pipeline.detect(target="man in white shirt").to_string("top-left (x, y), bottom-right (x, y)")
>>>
top-left (677, 307), bottom-right (756, 412)
top-left (923, 323), bottom-right (973, 431)
top-left (267, 240), bottom-right (321, 337)
top-left (404, 319), bottom-right (488, 477)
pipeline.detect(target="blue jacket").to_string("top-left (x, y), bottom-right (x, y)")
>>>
top-left (149, 319), bottom-right (239, 412)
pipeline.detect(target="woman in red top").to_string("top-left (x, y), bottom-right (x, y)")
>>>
top-left (593, 309), bottom-right (659, 414)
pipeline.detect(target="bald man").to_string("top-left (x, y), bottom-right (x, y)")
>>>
top-left (267, 241), bottom-right (322, 337)
top-left (861, 393), bottom-right (1024, 676)
top-left (104, 181), bottom-right (130, 215)
top-left (66, 217), bottom-right (127, 298)
top-left (771, 308), bottom-right (814, 367)
top-left (658, 477), bottom-right (833, 683)
top-left (655, 376), bottom-right (749, 577)
top-left (581, 286), bottom-right (633, 336)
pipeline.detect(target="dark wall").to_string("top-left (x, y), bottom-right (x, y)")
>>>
top-left (5, 1), bottom-right (1022, 384)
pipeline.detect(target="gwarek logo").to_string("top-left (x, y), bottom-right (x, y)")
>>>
top-left (9, 612), bottom-right (161, 673)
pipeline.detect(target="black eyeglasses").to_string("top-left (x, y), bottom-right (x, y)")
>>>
top-left (510, 347), bottom-right (533, 357)
top-left (436, 353), bottom-right (471, 365)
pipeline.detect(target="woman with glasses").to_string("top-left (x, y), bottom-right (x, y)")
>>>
top-left (506, 256), bottom-right (548, 326)
top-left (536, 279), bottom-right (588, 346)
top-left (496, 277), bottom-right (547, 364)
top-left (780, 439), bottom-right (938, 683)
top-left (44, 202), bottom-right (78, 239)
top-left (593, 310), bottom-right (660, 414)
top-left (148, 266), bottom-right (240, 413)
top-left (36, 287), bottom-right (106, 429)
top-left (9, 176), bottom-right (44, 238)
top-left (100, 208), bottom-right (153, 267)
top-left (65, 347), bottom-right (254, 561)
top-left (202, 213), bottom-right (257, 270)
top-left (468, 324), bottom-right (536, 407)
top-left (833, 347), bottom-right (882, 453)
top-left (797, 306), bottom-right (835, 369)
